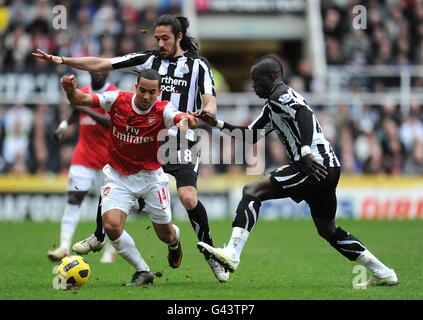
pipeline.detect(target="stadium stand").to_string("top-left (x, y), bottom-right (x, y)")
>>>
top-left (0, 0), bottom-right (422, 176)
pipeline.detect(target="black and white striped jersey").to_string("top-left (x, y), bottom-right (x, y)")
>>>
top-left (249, 83), bottom-right (341, 168)
top-left (110, 51), bottom-right (216, 113)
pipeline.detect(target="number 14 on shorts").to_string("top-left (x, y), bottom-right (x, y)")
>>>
top-left (157, 187), bottom-right (169, 210)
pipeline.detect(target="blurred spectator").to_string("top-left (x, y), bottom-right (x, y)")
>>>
top-left (3, 121), bottom-right (29, 172)
top-left (342, 29), bottom-right (371, 65)
top-left (141, 4), bottom-right (160, 26)
top-left (70, 0), bottom-right (96, 21)
top-left (70, 24), bottom-right (100, 57)
top-left (4, 24), bottom-right (31, 71)
top-left (362, 142), bottom-right (384, 175)
top-left (403, 139), bottom-right (423, 174)
top-left (265, 135), bottom-right (286, 171)
top-left (92, 0), bottom-right (122, 37)
top-left (8, 0), bottom-right (32, 27)
top-left (338, 126), bottom-right (357, 173)
top-left (355, 131), bottom-right (378, 171)
top-left (379, 118), bottom-right (406, 175)
top-left (323, 7), bottom-right (343, 40)
top-left (159, 0), bottom-right (183, 15)
top-left (378, 98), bottom-right (402, 126)
top-left (325, 37), bottom-right (345, 65)
top-left (30, 104), bottom-right (60, 175)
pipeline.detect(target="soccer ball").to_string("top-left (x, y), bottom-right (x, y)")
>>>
top-left (56, 255), bottom-right (91, 289)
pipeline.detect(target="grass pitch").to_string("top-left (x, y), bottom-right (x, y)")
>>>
top-left (0, 218), bottom-right (422, 300)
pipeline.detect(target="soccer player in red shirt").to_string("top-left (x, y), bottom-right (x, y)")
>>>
top-left (48, 71), bottom-right (118, 262)
top-left (60, 69), bottom-right (198, 286)
top-left (33, 15), bottom-right (229, 283)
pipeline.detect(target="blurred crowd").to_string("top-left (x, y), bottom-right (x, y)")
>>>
top-left (0, 0), bottom-right (182, 72)
top-left (317, 0), bottom-right (423, 175)
top-left (0, 0), bottom-right (182, 175)
top-left (0, 0), bottom-right (422, 176)
top-left (322, 0), bottom-right (423, 67)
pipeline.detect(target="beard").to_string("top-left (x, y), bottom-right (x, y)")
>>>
top-left (160, 44), bottom-right (178, 59)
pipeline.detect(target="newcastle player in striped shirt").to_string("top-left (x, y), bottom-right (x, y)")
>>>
top-left (33, 15), bottom-right (228, 282)
top-left (197, 55), bottom-right (398, 288)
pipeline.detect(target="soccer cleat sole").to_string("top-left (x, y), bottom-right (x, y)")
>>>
top-left (206, 258), bottom-right (230, 282)
top-left (72, 243), bottom-right (104, 255)
top-left (197, 242), bottom-right (237, 273)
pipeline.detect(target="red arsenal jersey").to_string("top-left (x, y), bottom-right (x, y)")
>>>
top-left (92, 91), bottom-right (185, 175)
top-left (71, 84), bottom-right (118, 169)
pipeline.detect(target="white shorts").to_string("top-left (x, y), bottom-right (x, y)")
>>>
top-left (68, 165), bottom-right (104, 194)
top-left (101, 164), bottom-right (172, 224)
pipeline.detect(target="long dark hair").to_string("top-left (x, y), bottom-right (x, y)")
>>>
top-left (154, 15), bottom-right (200, 55)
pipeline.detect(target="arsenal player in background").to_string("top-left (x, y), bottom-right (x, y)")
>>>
top-left (60, 69), bottom-right (199, 286)
top-left (48, 71), bottom-right (118, 263)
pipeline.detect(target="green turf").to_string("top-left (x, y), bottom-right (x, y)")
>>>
top-left (0, 218), bottom-right (421, 300)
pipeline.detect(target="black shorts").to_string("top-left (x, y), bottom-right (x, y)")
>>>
top-left (163, 163), bottom-right (198, 189)
top-left (269, 162), bottom-right (341, 220)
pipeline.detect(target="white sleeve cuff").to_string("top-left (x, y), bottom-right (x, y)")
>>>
top-left (301, 145), bottom-right (311, 157)
top-left (58, 120), bottom-right (68, 130)
top-left (216, 119), bottom-right (224, 129)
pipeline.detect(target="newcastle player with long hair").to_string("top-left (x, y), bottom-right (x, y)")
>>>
top-left (33, 15), bottom-right (228, 282)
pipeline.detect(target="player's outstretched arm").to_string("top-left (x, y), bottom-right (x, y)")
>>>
top-left (201, 94), bottom-right (217, 115)
top-left (192, 110), bottom-right (241, 129)
top-left (54, 109), bottom-right (79, 141)
top-left (32, 49), bottom-right (112, 71)
top-left (193, 111), bottom-right (263, 144)
top-left (74, 106), bottom-right (111, 128)
top-left (61, 75), bottom-right (94, 106)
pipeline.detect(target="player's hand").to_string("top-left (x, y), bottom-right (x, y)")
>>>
top-left (177, 115), bottom-right (199, 130)
top-left (185, 114), bottom-right (199, 129)
top-left (191, 111), bottom-right (217, 126)
top-left (54, 128), bottom-right (66, 141)
top-left (299, 154), bottom-right (328, 181)
top-left (32, 49), bottom-right (63, 65)
top-left (60, 75), bottom-right (77, 94)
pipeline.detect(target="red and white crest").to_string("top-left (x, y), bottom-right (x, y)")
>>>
top-left (147, 114), bottom-right (156, 125)
top-left (102, 186), bottom-right (111, 197)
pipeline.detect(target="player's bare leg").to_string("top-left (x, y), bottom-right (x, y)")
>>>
top-left (102, 209), bottom-right (154, 286)
top-left (153, 222), bottom-right (183, 268)
top-left (73, 197), bottom-right (146, 256)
